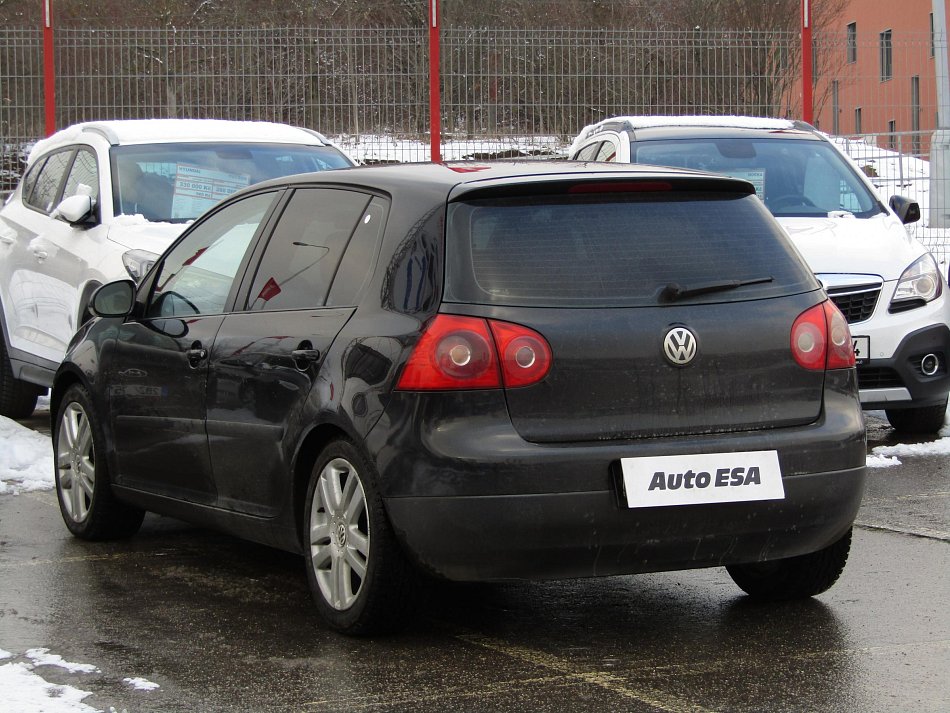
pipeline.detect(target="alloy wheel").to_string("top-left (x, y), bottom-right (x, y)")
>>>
top-left (309, 457), bottom-right (370, 610)
top-left (56, 401), bottom-right (96, 522)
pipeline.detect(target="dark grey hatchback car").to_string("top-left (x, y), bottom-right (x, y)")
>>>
top-left (51, 162), bottom-right (867, 635)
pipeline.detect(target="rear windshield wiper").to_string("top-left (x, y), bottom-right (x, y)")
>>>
top-left (660, 276), bottom-right (773, 302)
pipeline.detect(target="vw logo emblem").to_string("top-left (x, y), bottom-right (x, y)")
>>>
top-left (663, 327), bottom-right (698, 366)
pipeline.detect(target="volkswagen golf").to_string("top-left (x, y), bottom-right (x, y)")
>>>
top-left (50, 162), bottom-right (867, 635)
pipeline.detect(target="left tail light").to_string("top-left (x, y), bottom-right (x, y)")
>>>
top-left (396, 314), bottom-right (552, 391)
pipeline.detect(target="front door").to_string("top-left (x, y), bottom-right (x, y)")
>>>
top-left (108, 191), bottom-right (279, 503)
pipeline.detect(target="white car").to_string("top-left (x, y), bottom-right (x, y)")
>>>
top-left (571, 116), bottom-right (950, 433)
top-left (0, 119), bottom-right (354, 417)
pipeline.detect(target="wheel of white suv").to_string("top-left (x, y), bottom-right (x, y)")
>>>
top-left (0, 336), bottom-right (42, 419)
top-left (54, 384), bottom-right (145, 540)
top-left (726, 528), bottom-right (852, 600)
top-left (885, 399), bottom-right (948, 434)
top-left (304, 439), bottom-right (416, 635)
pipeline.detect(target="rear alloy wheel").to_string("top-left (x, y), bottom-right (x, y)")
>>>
top-left (304, 440), bottom-right (416, 635)
top-left (726, 528), bottom-right (852, 600)
top-left (0, 337), bottom-right (41, 419)
top-left (54, 384), bottom-right (144, 540)
top-left (885, 399), bottom-right (947, 434)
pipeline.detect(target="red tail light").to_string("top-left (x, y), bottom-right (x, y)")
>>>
top-left (489, 320), bottom-right (553, 388)
top-left (791, 301), bottom-right (855, 371)
top-left (396, 315), bottom-right (552, 391)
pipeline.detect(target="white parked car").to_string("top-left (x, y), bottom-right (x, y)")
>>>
top-left (0, 119), bottom-right (354, 417)
top-left (570, 116), bottom-right (950, 433)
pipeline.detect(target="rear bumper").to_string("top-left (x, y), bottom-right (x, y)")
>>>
top-left (370, 371), bottom-right (866, 581)
top-left (385, 466), bottom-right (865, 581)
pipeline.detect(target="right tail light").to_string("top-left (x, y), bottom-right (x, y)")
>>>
top-left (791, 300), bottom-right (855, 371)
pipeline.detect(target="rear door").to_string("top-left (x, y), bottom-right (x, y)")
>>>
top-left (443, 180), bottom-right (825, 443)
top-left (206, 187), bottom-right (387, 515)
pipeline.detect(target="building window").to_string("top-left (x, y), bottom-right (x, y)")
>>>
top-left (855, 107), bottom-right (863, 134)
top-left (931, 13), bottom-right (936, 57)
top-left (887, 120), bottom-right (897, 150)
top-left (847, 22), bottom-right (857, 63)
top-left (832, 80), bottom-right (840, 135)
top-left (880, 29), bottom-right (893, 81)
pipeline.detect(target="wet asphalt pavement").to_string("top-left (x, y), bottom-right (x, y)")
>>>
top-left (0, 412), bottom-right (947, 712)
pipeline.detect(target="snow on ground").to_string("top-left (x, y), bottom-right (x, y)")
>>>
top-left (0, 396), bottom-right (54, 495)
top-left (0, 649), bottom-right (159, 713)
top-left (0, 646), bottom-right (159, 712)
top-left (337, 133), bottom-right (564, 164)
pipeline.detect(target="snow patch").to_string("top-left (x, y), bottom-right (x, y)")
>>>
top-left (0, 416), bottom-right (55, 494)
top-left (26, 648), bottom-right (100, 674)
top-left (123, 676), bottom-right (160, 691)
top-left (0, 660), bottom-right (97, 713)
top-left (866, 453), bottom-right (901, 468)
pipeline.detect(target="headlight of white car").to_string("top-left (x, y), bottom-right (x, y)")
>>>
top-left (122, 249), bottom-right (160, 282)
top-left (891, 253), bottom-right (942, 310)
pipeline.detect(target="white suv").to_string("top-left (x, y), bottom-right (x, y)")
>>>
top-left (571, 116), bottom-right (950, 433)
top-left (0, 119), bottom-right (354, 417)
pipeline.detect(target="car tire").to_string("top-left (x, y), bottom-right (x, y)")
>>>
top-left (54, 384), bottom-right (145, 540)
top-left (0, 337), bottom-right (41, 419)
top-left (884, 399), bottom-right (947, 434)
top-left (726, 528), bottom-right (852, 600)
top-left (304, 439), bottom-right (417, 635)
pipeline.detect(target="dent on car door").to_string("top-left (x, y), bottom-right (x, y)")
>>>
top-left (107, 191), bottom-right (279, 503)
top-left (206, 188), bottom-right (387, 516)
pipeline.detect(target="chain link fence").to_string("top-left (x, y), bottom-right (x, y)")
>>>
top-left (1, 24), bottom-right (948, 258)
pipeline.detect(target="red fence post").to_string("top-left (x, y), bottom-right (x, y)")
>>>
top-left (801, 0), bottom-right (813, 124)
top-left (429, 0), bottom-right (441, 162)
top-left (43, 0), bottom-right (56, 136)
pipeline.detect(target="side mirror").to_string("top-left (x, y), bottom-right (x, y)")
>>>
top-left (50, 194), bottom-right (96, 225)
top-left (90, 280), bottom-right (136, 318)
top-left (889, 195), bottom-right (921, 225)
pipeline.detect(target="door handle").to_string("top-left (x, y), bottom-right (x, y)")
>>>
top-left (32, 248), bottom-right (48, 260)
top-left (186, 342), bottom-right (208, 368)
top-left (291, 348), bottom-right (321, 369)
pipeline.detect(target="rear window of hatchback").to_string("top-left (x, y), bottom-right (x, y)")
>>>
top-left (443, 185), bottom-right (818, 308)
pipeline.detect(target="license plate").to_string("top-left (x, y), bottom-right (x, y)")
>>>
top-left (620, 450), bottom-right (784, 508)
top-left (852, 336), bottom-right (870, 363)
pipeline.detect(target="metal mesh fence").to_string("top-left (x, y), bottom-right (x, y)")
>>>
top-left (1, 24), bottom-right (948, 260)
top-left (1, 26), bottom-right (806, 171)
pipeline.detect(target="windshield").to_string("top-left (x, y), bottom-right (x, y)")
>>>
top-left (631, 137), bottom-right (884, 219)
top-left (111, 142), bottom-right (352, 222)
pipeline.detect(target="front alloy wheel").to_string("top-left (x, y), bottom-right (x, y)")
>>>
top-left (53, 384), bottom-right (144, 540)
top-left (57, 401), bottom-right (96, 523)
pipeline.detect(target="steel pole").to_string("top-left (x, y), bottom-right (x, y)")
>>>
top-left (930, 0), bottom-right (950, 227)
top-left (42, 0), bottom-right (55, 136)
top-left (802, 0), bottom-right (813, 124)
top-left (429, 0), bottom-right (441, 163)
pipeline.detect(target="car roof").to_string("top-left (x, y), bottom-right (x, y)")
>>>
top-left (28, 119), bottom-right (334, 162)
top-left (248, 159), bottom-right (757, 199)
top-left (571, 115), bottom-right (820, 154)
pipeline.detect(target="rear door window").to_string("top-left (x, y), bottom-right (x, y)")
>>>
top-left (246, 188), bottom-right (373, 311)
top-left (444, 187), bottom-right (816, 308)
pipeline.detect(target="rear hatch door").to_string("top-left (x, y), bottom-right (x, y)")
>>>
top-left (443, 177), bottom-right (827, 443)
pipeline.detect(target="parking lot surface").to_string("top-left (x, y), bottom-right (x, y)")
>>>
top-left (0, 413), bottom-right (947, 712)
